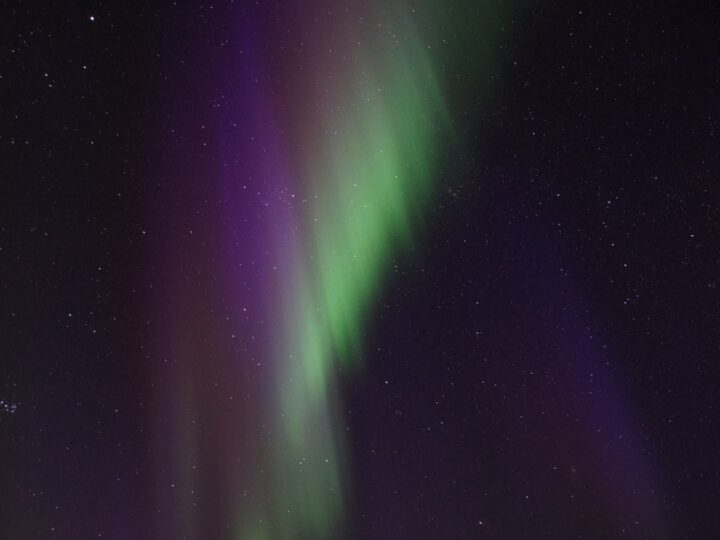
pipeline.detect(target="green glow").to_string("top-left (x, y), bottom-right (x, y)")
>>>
top-left (237, 1), bottom-right (513, 536)
top-left (256, 17), bottom-right (450, 540)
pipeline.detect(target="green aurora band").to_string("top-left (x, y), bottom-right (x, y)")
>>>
top-left (274, 28), bottom-right (447, 540)
top-left (240, 2), bottom-right (509, 538)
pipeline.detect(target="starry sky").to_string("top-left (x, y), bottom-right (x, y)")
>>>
top-left (2, 1), bottom-right (720, 539)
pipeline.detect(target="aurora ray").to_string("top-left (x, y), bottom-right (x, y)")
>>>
top-left (237, 4), bottom-right (452, 539)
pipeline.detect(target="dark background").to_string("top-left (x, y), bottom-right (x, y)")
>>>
top-left (2, 1), bottom-right (719, 538)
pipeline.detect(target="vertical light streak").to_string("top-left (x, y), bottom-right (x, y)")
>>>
top-left (241, 6), bottom-right (451, 539)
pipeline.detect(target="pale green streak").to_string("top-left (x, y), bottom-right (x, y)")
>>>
top-left (242, 9), bottom-right (454, 540)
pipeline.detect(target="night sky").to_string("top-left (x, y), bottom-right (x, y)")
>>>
top-left (2, 1), bottom-right (720, 539)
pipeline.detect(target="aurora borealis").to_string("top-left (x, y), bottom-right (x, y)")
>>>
top-left (211, 4), bottom-right (453, 538)
top-left (4, 1), bottom-right (720, 538)
top-left (254, 13), bottom-right (447, 540)
top-left (149, 3), bottom-right (458, 538)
